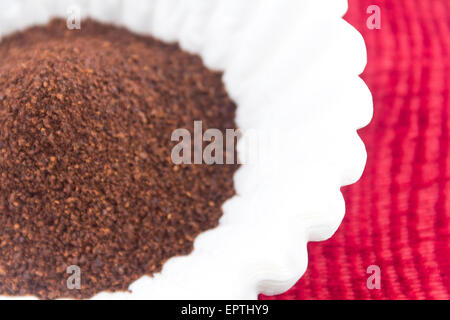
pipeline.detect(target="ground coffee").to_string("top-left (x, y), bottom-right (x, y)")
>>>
top-left (0, 19), bottom-right (238, 299)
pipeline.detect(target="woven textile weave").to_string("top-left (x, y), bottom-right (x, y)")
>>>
top-left (262, 0), bottom-right (450, 300)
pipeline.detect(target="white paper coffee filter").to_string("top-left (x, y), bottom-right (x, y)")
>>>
top-left (0, 0), bottom-right (372, 299)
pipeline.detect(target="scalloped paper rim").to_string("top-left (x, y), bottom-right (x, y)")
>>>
top-left (0, 0), bottom-right (372, 300)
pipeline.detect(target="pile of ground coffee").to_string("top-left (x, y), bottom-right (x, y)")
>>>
top-left (0, 19), bottom-right (238, 299)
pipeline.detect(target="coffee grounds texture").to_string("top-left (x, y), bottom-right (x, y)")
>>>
top-left (0, 19), bottom-right (238, 299)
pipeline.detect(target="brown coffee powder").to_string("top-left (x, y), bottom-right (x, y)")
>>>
top-left (0, 19), bottom-right (238, 299)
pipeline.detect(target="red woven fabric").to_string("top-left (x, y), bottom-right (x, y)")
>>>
top-left (261, 0), bottom-right (449, 300)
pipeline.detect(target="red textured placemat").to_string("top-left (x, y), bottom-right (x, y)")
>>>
top-left (261, 0), bottom-right (449, 300)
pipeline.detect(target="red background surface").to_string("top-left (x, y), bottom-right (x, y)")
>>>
top-left (261, 0), bottom-right (449, 300)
